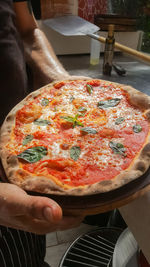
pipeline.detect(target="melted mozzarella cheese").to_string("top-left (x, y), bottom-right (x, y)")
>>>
top-left (9, 80), bottom-right (148, 178)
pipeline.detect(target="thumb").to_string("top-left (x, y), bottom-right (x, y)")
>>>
top-left (26, 195), bottom-right (63, 223)
top-left (0, 183), bottom-right (62, 223)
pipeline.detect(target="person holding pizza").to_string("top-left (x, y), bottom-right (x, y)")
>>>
top-left (0, 0), bottom-right (84, 266)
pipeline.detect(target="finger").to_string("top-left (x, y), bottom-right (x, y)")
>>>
top-left (14, 214), bottom-right (84, 234)
top-left (0, 218), bottom-right (20, 229)
top-left (13, 194), bottom-right (63, 223)
top-left (0, 183), bottom-right (62, 223)
top-left (0, 211), bottom-right (84, 234)
top-left (0, 215), bottom-right (58, 234)
top-left (27, 196), bottom-right (63, 223)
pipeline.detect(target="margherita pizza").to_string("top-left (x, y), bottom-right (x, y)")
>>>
top-left (0, 79), bottom-right (150, 196)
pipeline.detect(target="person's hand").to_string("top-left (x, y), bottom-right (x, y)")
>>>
top-left (0, 183), bottom-right (84, 234)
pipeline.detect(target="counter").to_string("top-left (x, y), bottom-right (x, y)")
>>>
top-left (58, 53), bottom-right (150, 96)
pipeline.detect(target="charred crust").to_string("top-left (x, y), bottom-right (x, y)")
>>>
top-left (8, 170), bottom-right (15, 179)
top-left (141, 143), bottom-right (150, 157)
top-left (131, 95), bottom-right (149, 109)
top-left (71, 187), bottom-right (83, 194)
top-left (6, 155), bottom-right (18, 166)
top-left (6, 115), bottom-right (13, 122)
top-left (98, 180), bottom-right (112, 186)
top-left (145, 110), bottom-right (150, 121)
top-left (135, 161), bottom-right (147, 173)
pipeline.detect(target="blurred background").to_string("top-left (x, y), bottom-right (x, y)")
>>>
top-left (31, 0), bottom-right (150, 54)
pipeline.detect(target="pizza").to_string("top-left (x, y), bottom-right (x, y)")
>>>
top-left (0, 79), bottom-right (150, 196)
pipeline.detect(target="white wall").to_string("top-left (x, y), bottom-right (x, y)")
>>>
top-left (38, 20), bottom-right (141, 55)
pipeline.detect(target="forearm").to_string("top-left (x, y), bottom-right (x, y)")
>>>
top-left (13, 1), bottom-right (70, 89)
top-left (23, 28), bottom-right (70, 89)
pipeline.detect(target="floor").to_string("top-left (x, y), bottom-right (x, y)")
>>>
top-left (45, 223), bottom-right (98, 267)
top-left (44, 52), bottom-right (150, 266)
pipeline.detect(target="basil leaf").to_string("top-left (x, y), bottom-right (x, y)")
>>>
top-left (74, 114), bottom-right (79, 120)
top-left (69, 95), bottom-right (75, 102)
top-left (86, 84), bottom-right (93, 94)
top-left (78, 107), bottom-right (87, 113)
top-left (78, 113), bottom-right (86, 117)
top-left (98, 98), bottom-right (121, 109)
top-left (22, 135), bottom-right (34, 146)
top-left (133, 124), bottom-right (142, 133)
top-left (109, 141), bottom-right (126, 157)
top-left (76, 121), bottom-right (84, 127)
top-left (70, 146), bottom-right (81, 161)
top-left (41, 98), bottom-right (49, 106)
top-left (81, 127), bottom-right (98, 134)
top-left (34, 119), bottom-right (51, 126)
top-left (61, 115), bottom-right (84, 128)
top-left (115, 117), bottom-right (125, 125)
top-left (17, 146), bottom-right (47, 163)
top-left (60, 116), bottom-right (74, 123)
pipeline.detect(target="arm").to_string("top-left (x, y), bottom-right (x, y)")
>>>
top-left (13, 1), bottom-right (70, 89)
top-left (0, 1), bottom-right (84, 233)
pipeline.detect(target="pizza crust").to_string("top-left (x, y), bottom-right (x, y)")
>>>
top-left (0, 79), bottom-right (150, 196)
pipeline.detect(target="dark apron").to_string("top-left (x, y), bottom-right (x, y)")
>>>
top-left (0, 1), bottom-right (46, 266)
top-left (0, 0), bottom-right (27, 125)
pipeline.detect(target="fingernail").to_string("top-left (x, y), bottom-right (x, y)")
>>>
top-left (43, 207), bottom-right (53, 222)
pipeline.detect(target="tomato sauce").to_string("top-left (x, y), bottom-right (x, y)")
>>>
top-left (11, 80), bottom-right (150, 188)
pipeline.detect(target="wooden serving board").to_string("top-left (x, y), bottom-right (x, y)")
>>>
top-left (30, 168), bottom-right (150, 216)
